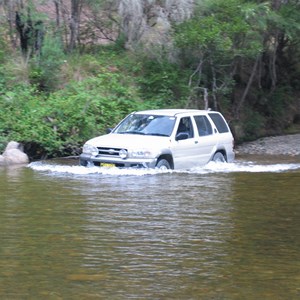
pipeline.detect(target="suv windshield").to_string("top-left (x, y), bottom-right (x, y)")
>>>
top-left (114, 114), bottom-right (176, 137)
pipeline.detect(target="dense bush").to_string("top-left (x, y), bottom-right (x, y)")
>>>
top-left (0, 68), bottom-right (149, 158)
top-left (0, 85), bottom-right (49, 155)
top-left (0, 46), bottom-right (160, 158)
top-left (44, 73), bottom-right (146, 156)
top-left (136, 56), bottom-right (189, 107)
top-left (30, 35), bottom-right (66, 92)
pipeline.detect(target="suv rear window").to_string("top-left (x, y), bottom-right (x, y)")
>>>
top-left (208, 113), bottom-right (229, 133)
top-left (194, 115), bottom-right (213, 136)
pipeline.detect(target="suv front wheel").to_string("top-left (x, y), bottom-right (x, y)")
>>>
top-left (80, 159), bottom-right (88, 166)
top-left (156, 159), bottom-right (171, 169)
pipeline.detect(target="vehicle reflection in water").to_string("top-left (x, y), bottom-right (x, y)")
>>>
top-left (0, 156), bottom-right (300, 299)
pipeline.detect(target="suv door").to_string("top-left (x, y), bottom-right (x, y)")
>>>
top-left (171, 116), bottom-right (200, 169)
top-left (193, 115), bottom-right (217, 164)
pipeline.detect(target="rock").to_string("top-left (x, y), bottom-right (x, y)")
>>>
top-left (4, 141), bottom-right (20, 151)
top-left (0, 141), bottom-right (29, 166)
top-left (236, 134), bottom-right (300, 156)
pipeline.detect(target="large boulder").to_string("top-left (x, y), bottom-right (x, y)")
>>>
top-left (0, 141), bottom-right (29, 166)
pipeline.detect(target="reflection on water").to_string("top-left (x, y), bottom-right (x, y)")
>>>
top-left (0, 157), bottom-right (300, 299)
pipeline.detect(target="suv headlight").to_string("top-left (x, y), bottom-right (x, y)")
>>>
top-left (82, 144), bottom-right (98, 156)
top-left (130, 149), bottom-right (155, 158)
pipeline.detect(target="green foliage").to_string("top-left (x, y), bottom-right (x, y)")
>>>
top-left (0, 67), bottom-right (148, 157)
top-left (271, 2), bottom-right (300, 40)
top-left (0, 33), bottom-right (29, 89)
top-left (174, 0), bottom-right (262, 109)
top-left (0, 84), bottom-right (54, 154)
top-left (175, 0), bottom-right (267, 61)
top-left (186, 0), bottom-right (290, 68)
top-left (173, 0), bottom-right (290, 114)
top-left (0, 35), bottom-right (6, 64)
top-left (243, 109), bottom-right (266, 141)
top-left (0, 135), bottom-right (9, 154)
top-left (265, 86), bottom-right (294, 130)
top-left (30, 35), bottom-right (66, 91)
top-left (114, 33), bottom-right (127, 51)
top-left (0, 37), bottom-right (6, 92)
top-left (45, 72), bottom-right (145, 156)
top-left (137, 57), bottom-right (189, 107)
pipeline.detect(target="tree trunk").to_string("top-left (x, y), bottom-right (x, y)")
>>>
top-left (68, 0), bottom-right (82, 52)
top-left (53, 0), bottom-right (61, 28)
top-left (235, 55), bottom-right (260, 119)
top-left (3, 0), bottom-right (18, 49)
top-left (186, 55), bottom-right (204, 108)
top-left (210, 58), bottom-right (218, 110)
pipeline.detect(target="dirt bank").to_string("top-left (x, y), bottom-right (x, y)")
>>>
top-left (235, 134), bottom-right (300, 156)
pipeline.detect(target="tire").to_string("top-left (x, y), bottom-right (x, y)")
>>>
top-left (79, 159), bottom-right (88, 166)
top-left (212, 152), bottom-right (226, 163)
top-left (156, 159), bottom-right (171, 169)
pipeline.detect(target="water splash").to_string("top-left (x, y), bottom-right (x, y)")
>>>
top-left (28, 162), bottom-right (168, 176)
top-left (28, 160), bottom-right (300, 176)
top-left (188, 161), bottom-right (300, 174)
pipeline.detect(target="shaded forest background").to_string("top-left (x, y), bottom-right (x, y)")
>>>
top-left (0, 0), bottom-right (299, 159)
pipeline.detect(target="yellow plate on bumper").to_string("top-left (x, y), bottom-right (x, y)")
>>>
top-left (101, 163), bottom-right (115, 168)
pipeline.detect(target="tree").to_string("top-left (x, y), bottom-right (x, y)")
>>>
top-left (68, 0), bottom-right (83, 51)
top-left (174, 0), bottom-right (266, 111)
top-left (2, 0), bottom-right (18, 48)
top-left (81, 0), bottom-right (118, 46)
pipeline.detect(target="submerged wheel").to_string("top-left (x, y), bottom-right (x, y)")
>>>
top-left (79, 159), bottom-right (88, 166)
top-left (212, 152), bottom-right (226, 163)
top-left (156, 159), bottom-right (171, 170)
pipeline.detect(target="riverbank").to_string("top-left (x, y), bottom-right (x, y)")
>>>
top-left (235, 133), bottom-right (300, 156)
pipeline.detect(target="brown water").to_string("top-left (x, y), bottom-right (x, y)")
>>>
top-left (1, 156), bottom-right (300, 299)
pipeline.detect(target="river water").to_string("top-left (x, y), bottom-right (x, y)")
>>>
top-left (1, 155), bottom-right (300, 299)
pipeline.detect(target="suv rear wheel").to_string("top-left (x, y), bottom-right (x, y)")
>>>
top-left (212, 152), bottom-right (226, 162)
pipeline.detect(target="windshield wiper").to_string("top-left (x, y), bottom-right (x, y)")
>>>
top-left (146, 133), bottom-right (169, 137)
top-left (118, 131), bottom-right (145, 135)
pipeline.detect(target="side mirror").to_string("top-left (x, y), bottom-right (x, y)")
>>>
top-left (176, 132), bottom-right (189, 141)
top-left (106, 128), bottom-right (113, 134)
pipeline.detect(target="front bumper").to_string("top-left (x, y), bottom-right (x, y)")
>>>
top-left (79, 153), bottom-right (158, 168)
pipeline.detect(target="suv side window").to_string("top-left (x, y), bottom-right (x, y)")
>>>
top-left (176, 117), bottom-right (194, 138)
top-left (194, 115), bottom-right (213, 136)
top-left (208, 113), bottom-right (229, 133)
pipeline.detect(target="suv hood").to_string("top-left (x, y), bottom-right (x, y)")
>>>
top-left (86, 133), bottom-right (170, 149)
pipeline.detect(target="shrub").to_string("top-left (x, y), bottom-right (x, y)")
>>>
top-left (0, 84), bottom-right (55, 155)
top-left (30, 35), bottom-right (66, 91)
top-left (137, 57), bottom-right (189, 107)
top-left (0, 47), bottom-right (159, 159)
top-left (243, 109), bottom-right (266, 140)
top-left (37, 72), bottom-right (146, 157)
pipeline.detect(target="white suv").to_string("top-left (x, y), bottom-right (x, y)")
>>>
top-left (80, 109), bottom-right (235, 169)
